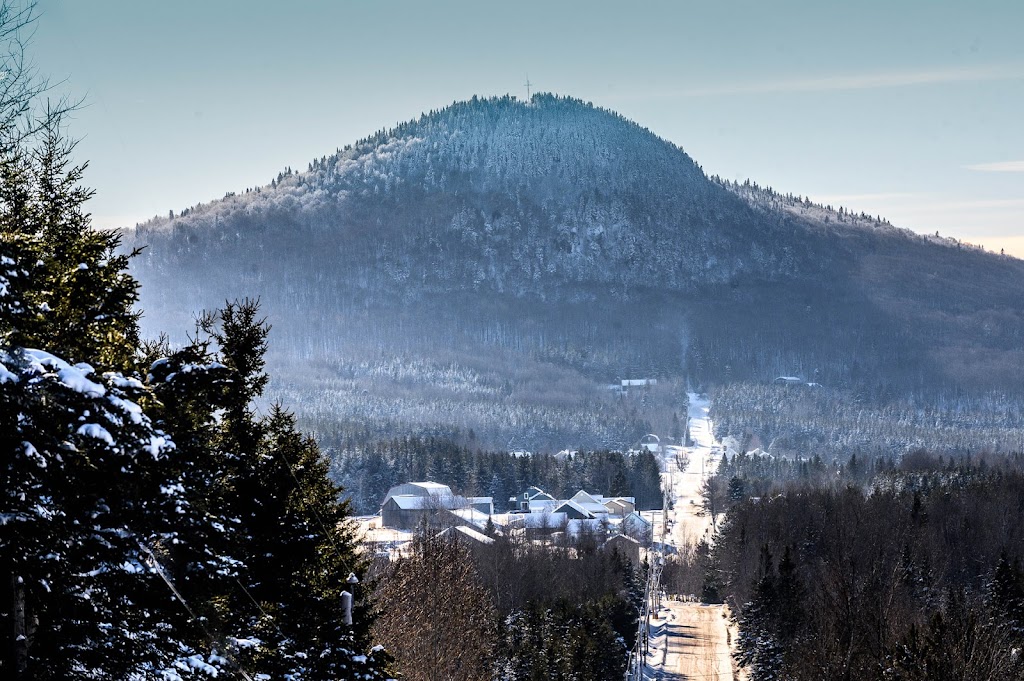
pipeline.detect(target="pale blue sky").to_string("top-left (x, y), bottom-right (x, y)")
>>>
top-left (34, 0), bottom-right (1024, 254)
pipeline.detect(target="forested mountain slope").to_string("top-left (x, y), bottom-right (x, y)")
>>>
top-left (124, 94), bottom-right (1024, 450)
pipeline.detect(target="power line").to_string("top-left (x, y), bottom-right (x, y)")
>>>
top-left (140, 543), bottom-right (259, 681)
top-left (273, 439), bottom-right (355, 576)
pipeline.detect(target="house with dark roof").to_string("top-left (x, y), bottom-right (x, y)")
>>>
top-left (510, 486), bottom-right (556, 513)
top-left (552, 499), bottom-right (596, 520)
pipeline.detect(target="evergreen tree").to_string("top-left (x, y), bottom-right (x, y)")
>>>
top-left (735, 545), bottom-right (785, 680)
top-left (988, 551), bottom-right (1024, 633)
top-left (0, 97), bottom-right (187, 677)
top-left (0, 10), bottom-right (392, 675)
top-left (4, 118), bottom-right (140, 372)
top-left (147, 303), bottom-right (391, 679)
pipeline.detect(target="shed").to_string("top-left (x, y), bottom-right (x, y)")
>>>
top-left (604, 535), bottom-right (643, 565)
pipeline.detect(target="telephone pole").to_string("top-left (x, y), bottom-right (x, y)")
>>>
top-left (524, 75), bottom-right (533, 100)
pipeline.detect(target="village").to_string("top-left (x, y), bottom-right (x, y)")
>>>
top-left (357, 479), bottom-right (655, 566)
top-left (355, 392), bottom-right (742, 680)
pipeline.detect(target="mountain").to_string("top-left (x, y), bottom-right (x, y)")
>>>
top-left (124, 94), bottom-right (1024, 451)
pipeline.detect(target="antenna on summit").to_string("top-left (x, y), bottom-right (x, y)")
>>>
top-left (524, 75), bottom-right (533, 101)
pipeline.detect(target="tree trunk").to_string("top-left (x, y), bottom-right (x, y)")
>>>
top-left (12, 575), bottom-right (27, 678)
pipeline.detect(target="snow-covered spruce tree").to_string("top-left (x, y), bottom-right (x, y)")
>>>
top-left (0, 98), bottom-right (189, 676)
top-left (146, 302), bottom-right (390, 679)
top-left (0, 13), bottom-right (390, 677)
top-left (243, 405), bottom-right (388, 678)
top-left (2, 118), bottom-right (141, 372)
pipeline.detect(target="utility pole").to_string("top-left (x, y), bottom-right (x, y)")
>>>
top-left (524, 75), bottom-right (533, 100)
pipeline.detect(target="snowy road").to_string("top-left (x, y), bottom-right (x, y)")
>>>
top-left (653, 603), bottom-right (734, 680)
top-left (644, 393), bottom-right (737, 681)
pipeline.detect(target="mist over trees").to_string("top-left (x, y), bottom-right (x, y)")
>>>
top-left (122, 94), bottom-right (1024, 457)
top-left (711, 382), bottom-right (1024, 465)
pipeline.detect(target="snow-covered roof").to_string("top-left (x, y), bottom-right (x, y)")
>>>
top-left (603, 498), bottom-right (632, 513)
top-left (522, 512), bottom-right (567, 528)
top-left (487, 513), bottom-right (526, 530)
top-left (569, 490), bottom-right (607, 514)
top-left (384, 495), bottom-right (435, 510)
top-left (622, 511), bottom-right (652, 527)
top-left (449, 508), bottom-right (491, 530)
top-left (528, 499), bottom-right (557, 513)
top-left (381, 481), bottom-right (456, 507)
top-left (553, 499), bottom-right (596, 519)
top-left (606, 534), bottom-right (642, 547)
top-left (413, 481), bottom-right (451, 491)
top-left (438, 525), bottom-right (494, 545)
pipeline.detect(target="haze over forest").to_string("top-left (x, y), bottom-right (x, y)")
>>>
top-left (127, 94), bottom-right (1024, 457)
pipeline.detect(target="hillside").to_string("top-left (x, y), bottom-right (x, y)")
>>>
top-left (124, 94), bottom-right (1024, 451)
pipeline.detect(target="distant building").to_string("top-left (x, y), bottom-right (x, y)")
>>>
top-left (437, 525), bottom-right (494, 546)
top-left (382, 481), bottom-right (455, 507)
top-left (621, 378), bottom-right (657, 387)
top-left (604, 534), bottom-right (643, 565)
top-left (552, 499), bottom-right (596, 520)
top-left (511, 486), bottom-right (635, 519)
top-left (380, 494), bottom-right (452, 530)
top-left (448, 507), bottom-right (493, 531)
top-left (466, 497), bottom-right (494, 515)
top-left (602, 497), bottom-right (635, 516)
top-left (621, 512), bottom-right (653, 544)
top-left (379, 481), bottom-right (492, 529)
top-left (511, 486), bottom-right (556, 513)
top-left (773, 376), bottom-right (804, 386)
top-left (568, 490), bottom-right (608, 516)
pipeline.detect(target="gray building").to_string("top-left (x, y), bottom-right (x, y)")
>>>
top-left (379, 481), bottom-right (493, 529)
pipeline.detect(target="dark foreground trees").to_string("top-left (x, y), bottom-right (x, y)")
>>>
top-left (0, 6), bottom-right (388, 676)
top-left (711, 469), bottom-right (1024, 681)
top-left (372, 529), bottom-right (497, 681)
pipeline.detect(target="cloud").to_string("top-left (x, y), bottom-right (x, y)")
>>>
top-left (964, 161), bottom-right (1024, 172)
top-left (667, 64), bottom-right (1024, 98)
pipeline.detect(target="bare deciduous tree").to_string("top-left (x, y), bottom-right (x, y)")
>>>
top-left (372, 529), bottom-right (497, 681)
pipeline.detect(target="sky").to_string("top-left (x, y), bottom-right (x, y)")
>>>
top-left (32, 0), bottom-right (1024, 255)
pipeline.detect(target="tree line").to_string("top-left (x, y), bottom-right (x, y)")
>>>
top-left (711, 382), bottom-right (1024, 462)
top-left (675, 451), bottom-right (1024, 680)
top-left (328, 435), bottom-right (665, 514)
